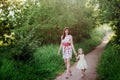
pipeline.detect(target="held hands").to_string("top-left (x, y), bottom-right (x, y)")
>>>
top-left (74, 52), bottom-right (78, 61)
top-left (76, 56), bottom-right (79, 61)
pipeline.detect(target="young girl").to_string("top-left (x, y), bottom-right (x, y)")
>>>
top-left (76, 48), bottom-right (87, 77)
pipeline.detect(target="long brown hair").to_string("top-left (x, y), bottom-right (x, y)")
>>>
top-left (62, 27), bottom-right (70, 40)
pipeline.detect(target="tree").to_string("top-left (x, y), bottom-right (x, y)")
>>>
top-left (0, 0), bottom-right (35, 45)
top-left (90, 0), bottom-right (120, 44)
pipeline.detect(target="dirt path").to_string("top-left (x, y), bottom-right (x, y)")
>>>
top-left (55, 35), bottom-right (109, 80)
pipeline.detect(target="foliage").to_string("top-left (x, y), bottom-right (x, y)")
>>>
top-left (8, 0), bottom-right (98, 62)
top-left (18, 0), bottom-right (96, 44)
top-left (0, 0), bottom-right (107, 80)
top-left (87, 1), bottom-right (120, 79)
top-left (0, 28), bottom-right (104, 80)
top-left (90, 0), bottom-right (120, 44)
top-left (0, 0), bottom-right (37, 45)
top-left (97, 40), bottom-right (120, 80)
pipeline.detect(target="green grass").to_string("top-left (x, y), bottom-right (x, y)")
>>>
top-left (33, 44), bottom-right (65, 80)
top-left (97, 43), bottom-right (120, 80)
top-left (0, 27), bottom-right (104, 80)
top-left (0, 36), bottom-right (103, 80)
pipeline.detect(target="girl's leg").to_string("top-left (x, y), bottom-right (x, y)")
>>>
top-left (83, 69), bottom-right (86, 76)
top-left (84, 68), bottom-right (86, 72)
top-left (81, 69), bottom-right (86, 77)
top-left (81, 69), bottom-right (84, 77)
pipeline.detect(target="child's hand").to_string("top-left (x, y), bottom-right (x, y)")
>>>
top-left (76, 57), bottom-right (78, 61)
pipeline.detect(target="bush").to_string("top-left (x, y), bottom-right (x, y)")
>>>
top-left (97, 42), bottom-right (120, 80)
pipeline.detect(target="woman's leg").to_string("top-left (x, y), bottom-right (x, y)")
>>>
top-left (66, 58), bottom-right (71, 74)
top-left (64, 58), bottom-right (71, 79)
top-left (64, 59), bottom-right (67, 69)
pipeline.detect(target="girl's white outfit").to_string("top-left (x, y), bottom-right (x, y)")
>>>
top-left (76, 54), bottom-right (87, 69)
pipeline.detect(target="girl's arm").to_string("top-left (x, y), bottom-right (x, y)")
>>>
top-left (71, 36), bottom-right (77, 56)
top-left (76, 55), bottom-right (80, 60)
top-left (58, 36), bottom-right (63, 55)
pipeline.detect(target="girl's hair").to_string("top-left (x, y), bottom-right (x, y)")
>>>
top-left (78, 48), bottom-right (83, 54)
top-left (62, 27), bottom-right (70, 39)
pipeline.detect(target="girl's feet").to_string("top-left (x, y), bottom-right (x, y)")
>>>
top-left (81, 74), bottom-right (84, 77)
top-left (81, 73), bottom-right (85, 77)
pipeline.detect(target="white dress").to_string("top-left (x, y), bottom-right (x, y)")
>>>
top-left (76, 54), bottom-right (87, 69)
top-left (62, 35), bottom-right (72, 59)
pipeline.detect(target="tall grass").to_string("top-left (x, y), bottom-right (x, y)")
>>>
top-left (97, 42), bottom-right (120, 80)
top-left (34, 44), bottom-right (65, 80)
top-left (0, 36), bottom-right (103, 80)
top-left (0, 25), bottom-right (106, 80)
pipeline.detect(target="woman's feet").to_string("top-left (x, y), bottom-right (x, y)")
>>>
top-left (65, 76), bottom-right (69, 79)
top-left (65, 71), bottom-right (72, 79)
top-left (65, 73), bottom-right (69, 79)
top-left (69, 71), bottom-right (72, 76)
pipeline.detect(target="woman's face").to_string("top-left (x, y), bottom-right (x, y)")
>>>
top-left (65, 29), bottom-right (69, 34)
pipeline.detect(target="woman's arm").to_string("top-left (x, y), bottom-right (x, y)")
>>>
top-left (71, 36), bottom-right (77, 56)
top-left (58, 36), bottom-right (63, 55)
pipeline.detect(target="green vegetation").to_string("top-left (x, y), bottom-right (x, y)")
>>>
top-left (90, 0), bottom-right (120, 44)
top-left (0, 32), bottom-right (103, 80)
top-left (97, 39), bottom-right (120, 80)
top-left (89, 0), bottom-right (120, 80)
top-left (0, 0), bottom-right (116, 80)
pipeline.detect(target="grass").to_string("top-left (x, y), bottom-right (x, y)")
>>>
top-left (97, 43), bottom-right (120, 80)
top-left (33, 44), bottom-right (65, 80)
top-left (0, 26), bottom-right (105, 80)
top-left (0, 41), bottom-right (101, 80)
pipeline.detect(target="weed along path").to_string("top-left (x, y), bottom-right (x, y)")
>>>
top-left (55, 34), bottom-right (110, 80)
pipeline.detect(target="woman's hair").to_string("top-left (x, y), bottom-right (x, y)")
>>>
top-left (62, 27), bottom-right (70, 39)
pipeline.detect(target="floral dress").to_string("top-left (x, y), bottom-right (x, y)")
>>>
top-left (62, 35), bottom-right (72, 59)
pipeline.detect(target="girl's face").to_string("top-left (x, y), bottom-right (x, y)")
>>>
top-left (78, 49), bottom-right (83, 54)
top-left (65, 29), bottom-right (69, 35)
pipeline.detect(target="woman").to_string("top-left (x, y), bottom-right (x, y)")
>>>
top-left (58, 27), bottom-right (77, 79)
